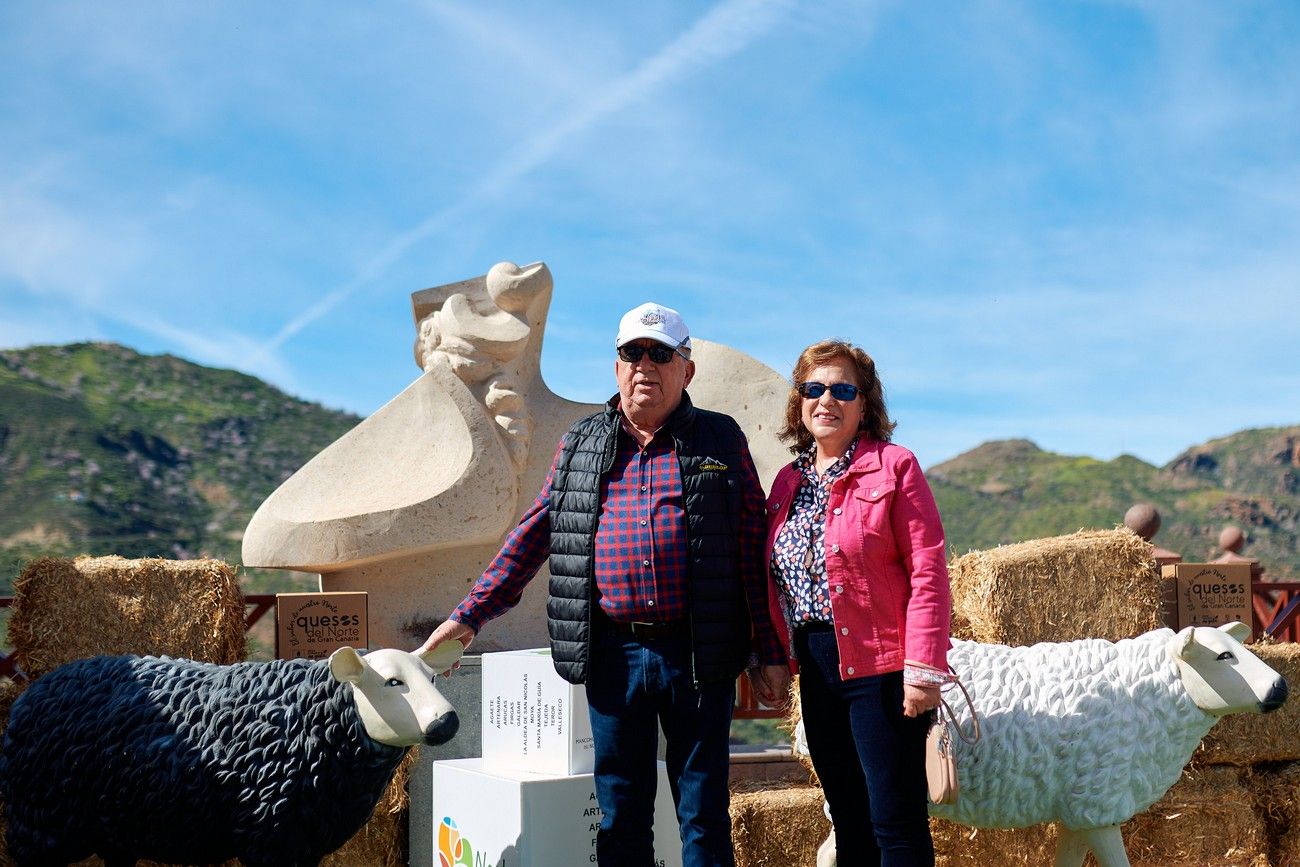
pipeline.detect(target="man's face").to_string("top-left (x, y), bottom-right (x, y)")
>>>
top-left (615, 339), bottom-right (695, 421)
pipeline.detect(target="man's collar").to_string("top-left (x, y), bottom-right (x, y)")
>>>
top-left (605, 391), bottom-right (697, 434)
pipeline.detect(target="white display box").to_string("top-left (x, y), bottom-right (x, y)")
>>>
top-left (428, 758), bottom-right (683, 867)
top-left (481, 647), bottom-right (595, 775)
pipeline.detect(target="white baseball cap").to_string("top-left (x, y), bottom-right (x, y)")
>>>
top-left (615, 302), bottom-right (691, 352)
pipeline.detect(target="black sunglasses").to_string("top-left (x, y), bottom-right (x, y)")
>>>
top-left (618, 343), bottom-right (686, 364)
top-left (798, 381), bottom-right (860, 401)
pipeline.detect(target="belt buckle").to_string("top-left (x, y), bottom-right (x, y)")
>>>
top-left (629, 621), bottom-right (662, 639)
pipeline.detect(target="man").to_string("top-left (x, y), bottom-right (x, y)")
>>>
top-left (419, 301), bottom-right (790, 867)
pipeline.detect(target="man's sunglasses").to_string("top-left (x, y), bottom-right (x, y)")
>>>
top-left (798, 381), bottom-right (860, 401)
top-left (618, 343), bottom-right (687, 364)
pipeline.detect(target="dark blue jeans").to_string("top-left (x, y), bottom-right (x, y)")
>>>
top-left (586, 623), bottom-right (737, 867)
top-left (795, 624), bottom-right (934, 867)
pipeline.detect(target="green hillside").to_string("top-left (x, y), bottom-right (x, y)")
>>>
top-left (929, 429), bottom-right (1300, 579)
top-left (0, 342), bottom-right (361, 595)
top-left (2, 342), bottom-right (1295, 598)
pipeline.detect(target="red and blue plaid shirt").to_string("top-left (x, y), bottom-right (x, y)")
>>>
top-left (452, 411), bottom-right (785, 665)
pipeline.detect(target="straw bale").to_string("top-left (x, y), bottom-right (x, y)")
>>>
top-left (948, 528), bottom-right (1158, 646)
top-left (1124, 765), bottom-right (1269, 867)
top-left (729, 784), bottom-right (829, 867)
top-left (931, 767), bottom-right (1267, 867)
top-left (1246, 761), bottom-right (1300, 867)
top-left (1198, 641), bottom-right (1300, 766)
top-left (931, 820), bottom-right (1058, 866)
top-left (9, 556), bottom-right (245, 678)
top-left (784, 676), bottom-right (819, 784)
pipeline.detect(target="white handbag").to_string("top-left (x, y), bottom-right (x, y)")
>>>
top-left (925, 672), bottom-right (980, 805)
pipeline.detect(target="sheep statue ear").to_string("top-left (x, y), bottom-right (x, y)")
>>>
top-left (328, 646), bottom-right (368, 684)
top-left (420, 640), bottom-right (465, 675)
top-left (1169, 626), bottom-right (1199, 661)
top-left (1219, 621), bottom-right (1251, 643)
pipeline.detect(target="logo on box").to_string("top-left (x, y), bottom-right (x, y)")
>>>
top-left (439, 816), bottom-right (505, 867)
top-left (275, 592), bottom-right (368, 660)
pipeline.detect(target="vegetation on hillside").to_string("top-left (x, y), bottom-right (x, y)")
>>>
top-left (929, 429), bottom-right (1300, 579)
top-left (0, 342), bottom-right (360, 595)
top-left (2, 342), bottom-right (1294, 604)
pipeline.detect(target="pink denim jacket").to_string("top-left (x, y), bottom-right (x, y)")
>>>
top-left (765, 439), bottom-right (951, 680)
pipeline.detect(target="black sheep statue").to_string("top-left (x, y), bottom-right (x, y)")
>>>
top-left (0, 643), bottom-right (464, 867)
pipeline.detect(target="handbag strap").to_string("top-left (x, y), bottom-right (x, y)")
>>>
top-left (936, 671), bottom-right (980, 746)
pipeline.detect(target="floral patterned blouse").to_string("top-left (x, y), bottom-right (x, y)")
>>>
top-left (769, 435), bottom-right (950, 689)
top-left (769, 437), bottom-right (859, 625)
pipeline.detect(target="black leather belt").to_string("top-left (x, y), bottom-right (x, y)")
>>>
top-left (604, 617), bottom-right (688, 640)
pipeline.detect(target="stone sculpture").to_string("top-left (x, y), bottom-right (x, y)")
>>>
top-left (811, 623), bottom-right (1287, 867)
top-left (0, 644), bottom-right (464, 867)
top-left (242, 262), bottom-right (791, 650)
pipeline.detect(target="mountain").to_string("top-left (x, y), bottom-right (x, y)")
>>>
top-left (2, 342), bottom-right (1295, 596)
top-left (929, 429), bottom-right (1300, 579)
top-left (0, 342), bottom-right (361, 594)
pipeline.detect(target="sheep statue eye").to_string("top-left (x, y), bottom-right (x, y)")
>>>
top-left (1216, 651), bottom-right (1235, 661)
top-left (385, 677), bottom-right (405, 687)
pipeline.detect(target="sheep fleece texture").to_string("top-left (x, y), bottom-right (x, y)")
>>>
top-left (0, 655), bottom-right (406, 867)
top-left (931, 629), bottom-right (1213, 830)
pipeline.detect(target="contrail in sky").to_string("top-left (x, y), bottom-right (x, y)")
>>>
top-left (263, 0), bottom-right (794, 354)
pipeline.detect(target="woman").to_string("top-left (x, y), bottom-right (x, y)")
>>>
top-left (765, 339), bottom-right (951, 866)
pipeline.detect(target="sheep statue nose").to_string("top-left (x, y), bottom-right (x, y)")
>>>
top-left (425, 710), bottom-right (460, 745)
top-left (1261, 679), bottom-right (1289, 713)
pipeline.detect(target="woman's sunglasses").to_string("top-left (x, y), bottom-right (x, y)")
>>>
top-left (618, 343), bottom-right (686, 364)
top-left (798, 381), bottom-right (860, 401)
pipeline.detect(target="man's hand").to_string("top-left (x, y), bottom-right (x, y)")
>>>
top-left (748, 664), bottom-right (792, 709)
top-left (417, 620), bottom-right (477, 675)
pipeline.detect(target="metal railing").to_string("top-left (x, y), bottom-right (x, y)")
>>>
top-left (1254, 581), bottom-right (1300, 642)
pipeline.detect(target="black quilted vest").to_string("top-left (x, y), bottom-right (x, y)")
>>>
top-left (546, 393), bottom-right (753, 685)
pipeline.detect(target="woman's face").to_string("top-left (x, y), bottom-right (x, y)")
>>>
top-left (800, 357), bottom-right (865, 452)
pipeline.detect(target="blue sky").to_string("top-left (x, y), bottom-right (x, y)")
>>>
top-left (3, 0), bottom-right (1298, 468)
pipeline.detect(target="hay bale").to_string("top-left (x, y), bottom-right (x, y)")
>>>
top-left (729, 784), bottom-right (829, 867)
top-left (931, 820), bottom-right (1058, 866)
top-left (9, 556), bottom-right (245, 678)
top-left (931, 767), bottom-right (1267, 867)
top-left (948, 528), bottom-right (1157, 645)
top-left (1246, 761), bottom-right (1300, 867)
top-left (784, 676), bottom-right (819, 785)
top-left (1124, 765), bottom-right (1269, 867)
top-left (321, 747), bottom-right (419, 867)
top-left (1198, 641), bottom-right (1300, 765)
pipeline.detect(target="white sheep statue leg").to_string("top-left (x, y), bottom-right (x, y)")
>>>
top-left (1056, 825), bottom-right (1128, 867)
top-left (804, 623), bottom-right (1288, 867)
top-left (815, 829), bottom-right (837, 867)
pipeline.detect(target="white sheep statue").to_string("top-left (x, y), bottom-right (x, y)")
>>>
top-left (0, 642), bottom-right (464, 867)
top-left (812, 622), bottom-right (1288, 867)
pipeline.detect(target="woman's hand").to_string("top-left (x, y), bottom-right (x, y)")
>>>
top-left (902, 683), bottom-right (941, 718)
top-left (748, 664), bottom-right (792, 710)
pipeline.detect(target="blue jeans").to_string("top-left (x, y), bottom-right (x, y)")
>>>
top-left (586, 622), bottom-right (737, 867)
top-left (795, 624), bottom-right (934, 867)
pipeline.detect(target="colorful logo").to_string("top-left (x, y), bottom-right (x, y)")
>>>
top-left (438, 816), bottom-right (475, 867)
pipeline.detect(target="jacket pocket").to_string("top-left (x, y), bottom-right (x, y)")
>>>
top-left (852, 478), bottom-right (897, 537)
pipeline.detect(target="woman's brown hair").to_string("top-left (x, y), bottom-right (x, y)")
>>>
top-left (778, 339), bottom-right (896, 454)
